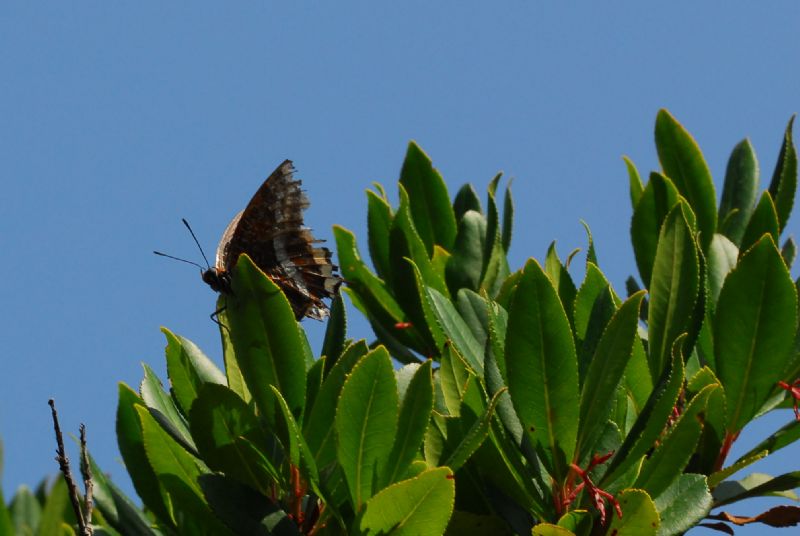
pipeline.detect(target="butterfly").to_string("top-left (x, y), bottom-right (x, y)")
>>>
top-left (157, 160), bottom-right (342, 320)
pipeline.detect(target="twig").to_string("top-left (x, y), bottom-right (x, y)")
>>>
top-left (79, 424), bottom-right (94, 530)
top-left (48, 399), bottom-right (91, 536)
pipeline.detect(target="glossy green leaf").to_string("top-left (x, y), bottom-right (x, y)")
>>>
top-left (655, 109), bottom-right (716, 250)
top-left (336, 346), bottom-right (398, 510)
top-left (577, 291), bottom-right (645, 457)
top-left (502, 180), bottom-right (514, 253)
top-left (270, 386), bottom-right (319, 486)
top-left (198, 474), bottom-right (294, 536)
top-left (305, 340), bottom-right (368, 466)
top-left (359, 467), bottom-right (455, 536)
top-left (37, 477), bottom-right (69, 536)
top-left (86, 451), bottom-right (154, 536)
top-left (532, 524), bottom-right (575, 535)
top-left (607, 489), bottom-right (658, 536)
top-left (189, 383), bottom-right (277, 494)
top-left (408, 259), bottom-right (447, 352)
top-left (631, 172), bottom-right (681, 286)
top-left (399, 141), bottom-right (457, 253)
top-left (654, 474), bottom-right (712, 536)
top-left (635, 384), bottom-right (717, 499)
top-left (580, 220), bottom-right (598, 268)
top-left (602, 341), bottom-right (684, 487)
top-left (719, 138), bottom-right (759, 245)
top-left (453, 183), bottom-right (482, 221)
top-left (139, 364), bottom-right (195, 451)
top-left (734, 419), bottom-right (800, 467)
top-left (137, 405), bottom-right (204, 495)
top-left (625, 156), bottom-right (645, 209)
top-left (455, 289), bottom-right (490, 353)
top-left (383, 361), bottom-right (434, 486)
top-left (305, 357), bottom-right (325, 414)
top-left (768, 115), bottom-right (797, 232)
top-left (443, 388), bottom-right (504, 472)
top-left (427, 287), bottom-right (484, 375)
top-left (740, 190), bottom-right (780, 256)
top-left (782, 236), bottom-right (797, 267)
top-left (217, 304), bottom-right (250, 404)
top-left (9, 485), bottom-right (41, 536)
top-left (714, 235), bottom-right (797, 432)
top-left (226, 254), bottom-right (307, 423)
top-left (574, 265), bottom-right (616, 382)
top-left (321, 294), bottom-right (347, 372)
top-left (505, 258), bottom-right (579, 478)
top-left (163, 329), bottom-right (225, 416)
top-left (116, 384), bottom-right (172, 525)
top-left (707, 233), bottom-right (738, 306)
top-left (446, 210), bottom-right (487, 293)
top-left (545, 242), bottom-right (577, 329)
top-left (713, 472), bottom-right (800, 507)
top-left (439, 342), bottom-right (473, 416)
top-left (366, 189), bottom-right (394, 281)
top-left (647, 205), bottom-right (699, 378)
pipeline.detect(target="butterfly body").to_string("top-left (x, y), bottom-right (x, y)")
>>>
top-left (207, 160), bottom-right (341, 320)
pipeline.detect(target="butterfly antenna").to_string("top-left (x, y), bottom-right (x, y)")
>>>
top-left (153, 250), bottom-right (206, 271)
top-left (181, 218), bottom-right (212, 269)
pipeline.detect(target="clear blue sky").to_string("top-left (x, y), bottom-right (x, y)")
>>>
top-left (1, 3), bottom-right (798, 532)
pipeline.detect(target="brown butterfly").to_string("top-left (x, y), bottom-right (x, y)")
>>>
top-left (157, 160), bottom-right (342, 320)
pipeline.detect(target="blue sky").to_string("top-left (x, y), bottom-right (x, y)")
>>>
top-left (1, 3), bottom-right (798, 532)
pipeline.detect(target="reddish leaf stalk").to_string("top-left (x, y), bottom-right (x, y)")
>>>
top-left (778, 379), bottom-right (800, 420)
top-left (561, 452), bottom-right (620, 525)
top-left (713, 430), bottom-right (741, 473)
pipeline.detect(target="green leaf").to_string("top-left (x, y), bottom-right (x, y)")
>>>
top-left (336, 346), bottom-right (398, 510)
top-left (647, 205), bottom-right (700, 377)
top-left (577, 291), bottom-right (645, 458)
top-left (399, 141), bottom-right (457, 253)
top-left (635, 384), bottom-right (717, 499)
top-left (269, 386), bottom-right (319, 487)
top-left (226, 254), bottom-right (307, 423)
top-left (707, 233), bottom-right (738, 307)
top-left (367, 189), bottom-right (394, 281)
top-left (446, 210), bottom-right (487, 293)
top-left (439, 342), bottom-right (473, 416)
top-left (719, 138), bottom-right (759, 245)
top-left (163, 329), bottom-right (226, 416)
top-left (189, 383), bottom-right (277, 495)
top-left (768, 115), bottom-right (797, 233)
top-left (580, 220), bottom-right (598, 269)
top-left (139, 364), bottom-right (195, 452)
top-left (427, 288), bottom-right (484, 375)
top-left (116, 384), bottom-right (172, 525)
top-left (714, 235), bottom-right (797, 431)
top-left (545, 242), bottom-right (577, 330)
top-left (505, 258), bottom-right (579, 479)
top-left (625, 156), bottom-right (645, 209)
top-left (654, 474), bottom-right (712, 536)
top-left (198, 474), bottom-right (293, 536)
top-left (9, 485), bottom-right (41, 536)
top-left (37, 477), bottom-right (69, 536)
top-left (217, 304), bottom-right (250, 404)
top-left (782, 236), bottom-right (797, 267)
top-left (85, 451), bottom-right (155, 536)
top-left (137, 405), bottom-right (204, 496)
top-left (713, 472), bottom-right (800, 507)
top-left (734, 418), bottom-right (800, 467)
top-left (602, 341), bottom-right (685, 487)
top-left (443, 387), bottom-right (505, 471)
top-left (321, 294), bottom-right (347, 372)
top-left (383, 361), bottom-right (434, 486)
top-left (740, 190), bottom-right (780, 256)
top-left (305, 340), bottom-right (368, 466)
top-left (502, 180), bottom-right (514, 253)
top-left (532, 524), bottom-right (575, 535)
top-left (606, 489), bottom-right (658, 536)
top-left (631, 172), bottom-right (681, 287)
top-left (655, 109), bottom-right (717, 251)
top-left (453, 183), bottom-right (482, 221)
top-left (359, 467), bottom-right (455, 536)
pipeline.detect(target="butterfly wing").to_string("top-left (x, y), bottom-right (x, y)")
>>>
top-left (220, 160), bottom-right (342, 320)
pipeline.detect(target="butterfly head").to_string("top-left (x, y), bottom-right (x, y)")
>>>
top-left (202, 267), bottom-right (232, 294)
